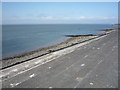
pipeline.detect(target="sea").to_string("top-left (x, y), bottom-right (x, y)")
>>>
top-left (2, 24), bottom-right (117, 58)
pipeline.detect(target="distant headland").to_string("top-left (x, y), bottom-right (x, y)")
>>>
top-left (112, 24), bottom-right (120, 26)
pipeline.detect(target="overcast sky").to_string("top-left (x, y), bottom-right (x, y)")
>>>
top-left (2, 2), bottom-right (118, 24)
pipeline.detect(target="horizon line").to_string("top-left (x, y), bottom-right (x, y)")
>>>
top-left (1, 23), bottom-right (114, 25)
top-left (1, 0), bottom-right (119, 2)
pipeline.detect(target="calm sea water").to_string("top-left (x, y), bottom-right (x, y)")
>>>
top-left (2, 24), bottom-right (117, 58)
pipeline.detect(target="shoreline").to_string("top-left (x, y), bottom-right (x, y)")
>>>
top-left (1, 29), bottom-right (115, 69)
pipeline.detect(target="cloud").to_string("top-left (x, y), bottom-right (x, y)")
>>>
top-left (10, 16), bottom-right (117, 21)
top-left (5, 16), bottom-right (89, 21)
top-left (99, 16), bottom-right (117, 20)
top-left (62, 16), bottom-right (86, 20)
top-left (39, 16), bottom-right (58, 20)
top-left (3, 15), bottom-right (118, 24)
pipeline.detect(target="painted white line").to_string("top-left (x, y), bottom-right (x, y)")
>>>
top-left (53, 58), bottom-right (84, 78)
top-left (0, 72), bottom-right (10, 79)
top-left (98, 60), bottom-right (103, 64)
top-left (35, 60), bottom-right (42, 64)
top-left (25, 65), bottom-right (29, 68)
top-left (12, 69), bottom-right (18, 72)
top-left (41, 62), bottom-right (45, 65)
top-left (49, 86), bottom-right (53, 89)
top-left (76, 77), bottom-right (83, 82)
top-left (10, 82), bottom-right (20, 87)
top-left (74, 57), bottom-right (105, 88)
top-left (29, 74), bottom-right (35, 78)
top-left (90, 82), bottom-right (94, 85)
top-left (96, 74), bottom-right (98, 77)
top-left (84, 55), bottom-right (88, 58)
top-left (15, 82), bottom-right (20, 86)
top-left (48, 67), bottom-right (51, 69)
top-left (97, 48), bottom-right (100, 50)
top-left (10, 83), bottom-right (14, 87)
top-left (110, 85), bottom-right (113, 88)
top-left (81, 64), bottom-right (85, 67)
top-left (0, 75), bottom-right (3, 78)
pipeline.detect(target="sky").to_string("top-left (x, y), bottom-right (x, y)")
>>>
top-left (2, 2), bottom-right (118, 24)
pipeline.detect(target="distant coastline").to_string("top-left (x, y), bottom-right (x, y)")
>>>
top-left (1, 29), bottom-right (115, 69)
top-left (112, 24), bottom-right (120, 26)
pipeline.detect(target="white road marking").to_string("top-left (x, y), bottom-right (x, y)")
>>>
top-left (49, 86), bottom-right (53, 89)
top-left (48, 67), bottom-right (51, 69)
top-left (35, 61), bottom-right (42, 64)
top-left (10, 82), bottom-right (20, 87)
top-left (98, 60), bottom-right (103, 64)
top-left (0, 75), bottom-right (3, 78)
top-left (74, 57), bottom-right (104, 88)
top-left (0, 72), bottom-right (10, 79)
top-left (41, 62), bottom-right (45, 65)
top-left (12, 69), bottom-right (18, 72)
top-left (66, 67), bottom-right (69, 70)
top-left (53, 58), bottom-right (83, 78)
top-left (112, 46), bottom-right (117, 51)
top-left (25, 65), bottom-right (29, 68)
top-left (76, 77), bottom-right (83, 82)
top-left (110, 85), bottom-right (113, 88)
top-left (29, 74), bottom-right (35, 78)
top-left (90, 82), bottom-right (94, 85)
top-left (10, 83), bottom-right (14, 87)
top-left (84, 55), bottom-right (88, 58)
top-left (97, 48), bottom-right (100, 50)
top-left (81, 64), bottom-right (85, 67)
top-left (15, 83), bottom-right (20, 86)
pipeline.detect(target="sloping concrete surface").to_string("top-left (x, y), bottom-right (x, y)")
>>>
top-left (2, 30), bottom-right (118, 88)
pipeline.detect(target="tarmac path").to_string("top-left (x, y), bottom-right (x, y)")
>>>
top-left (2, 30), bottom-right (118, 88)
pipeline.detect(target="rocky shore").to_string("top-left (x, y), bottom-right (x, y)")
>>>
top-left (1, 29), bottom-right (115, 69)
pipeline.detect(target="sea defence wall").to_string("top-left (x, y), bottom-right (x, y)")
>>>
top-left (1, 30), bottom-right (113, 69)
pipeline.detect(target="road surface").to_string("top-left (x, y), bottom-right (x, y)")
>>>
top-left (2, 30), bottom-right (118, 88)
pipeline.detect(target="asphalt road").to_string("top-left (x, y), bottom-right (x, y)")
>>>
top-left (2, 30), bottom-right (118, 88)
